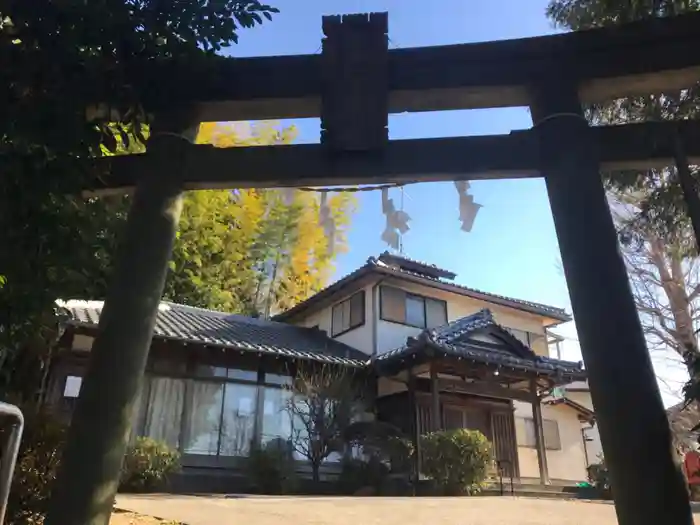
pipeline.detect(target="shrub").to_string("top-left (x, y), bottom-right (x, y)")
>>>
top-left (342, 421), bottom-right (414, 474)
top-left (245, 438), bottom-right (298, 494)
top-left (420, 429), bottom-right (492, 495)
top-left (120, 437), bottom-right (180, 493)
top-left (587, 458), bottom-right (611, 499)
top-left (6, 406), bottom-right (66, 525)
top-left (337, 456), bottom-right (390, 495)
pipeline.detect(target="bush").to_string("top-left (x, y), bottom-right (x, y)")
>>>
top-left (6, 406), bottom-right (66, 525)
top-left (420, 429), bottom-right (492, 495)
top-left (120, 437), bottom-right (180, 493)
top-left (245, 438), bottom-right (298, 494)
top-left (587, 458), bottom-right (611, 499)
top-left (343, 421), bottom-right (414, 474)
top-left (337, 456), bottom-right (390, 495)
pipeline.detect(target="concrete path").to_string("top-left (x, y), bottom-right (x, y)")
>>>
top-left (115, 494), bottom-right (700, 525)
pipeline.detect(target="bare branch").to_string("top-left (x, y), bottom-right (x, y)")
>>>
top-left (284, 363), bottom-right (364, 482)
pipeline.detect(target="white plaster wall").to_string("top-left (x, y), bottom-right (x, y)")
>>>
top-left (292, 283), bottom-right (375, 355)
top-left (376, 320), bottom-right (421, 356)
top-left (292, 277), bottom-right (556, 358)
top-left (582, 424), bottom-right (603, 465)
top-left (374, 278), bottom-right (551, 356)
top-left (565, 390), bottom-right (593, 411)
top-left (513, 401), bottom-right (588, 482)
top-left (566, 390), bottom-right (603, 465)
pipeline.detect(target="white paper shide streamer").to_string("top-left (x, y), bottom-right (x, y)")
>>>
top-left (381, 187), bottom-right (411, 250)
top-left (454, 180), bottom-right (482, 232)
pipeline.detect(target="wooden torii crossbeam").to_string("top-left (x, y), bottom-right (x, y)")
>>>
top-left (184, 10), bottom-right (700, 121)
top-left (48, 11), bottom-right (699, 525)
top-left (88, 120), bottom-right (700, 193)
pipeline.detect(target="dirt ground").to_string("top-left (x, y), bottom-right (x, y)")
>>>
top-left (115, 494), bottom-right (700, 525)
top-left (110, 509), bottom-right (180, 525)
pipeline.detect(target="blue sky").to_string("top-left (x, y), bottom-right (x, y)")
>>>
top-left (227, 0), bottom-right (686, 405)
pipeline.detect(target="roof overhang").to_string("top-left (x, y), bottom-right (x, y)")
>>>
top-left (374, 337), bottom-right (586, 387)
top-left (544, 397), bottom-right (596, 424)
top-left (275, 262), bottom-right (571, 323)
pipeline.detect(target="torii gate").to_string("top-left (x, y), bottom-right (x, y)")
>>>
top-left (47, 12), bottom-right (700, 525)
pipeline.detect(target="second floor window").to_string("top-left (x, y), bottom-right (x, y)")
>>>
top-left (380, 286), bottom-right (447, 329)
top-left (507, 328), bottom-right (544, 349)
top-left (331, 291), bottom-right (365, 336)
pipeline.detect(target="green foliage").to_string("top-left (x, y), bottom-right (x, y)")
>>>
top-left (546, 0), bottom-right (699, 30)
top-left (245, 440), bottom-right (298, 494)
top-left (337, 457), bottom-right (390, 495)
top-left (168, 122), bottom-right (356, 316)
top-left (119, 437), bottom-right (181, 493)
top-left (0, 0), bottom-right (277, 398)
top-left (546, 0), bottom-right (700, 248)
top-left (546, 0), bottom-right (700, 422)
top-left (7, 406), bottom-right (66, 525)
top-left (420, 429), bottom-right (492, 495)
top-left (587, 457), bottom-right (612, 499)
top-left (343, 420), bottom-right (414, 474)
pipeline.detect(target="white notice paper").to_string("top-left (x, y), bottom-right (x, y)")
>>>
top-left (63, 376), bottom-right (82, 398)
top-left (264, 401), bottom-right (275, 416)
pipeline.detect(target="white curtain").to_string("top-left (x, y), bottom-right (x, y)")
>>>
top-left (219, 383), bottom-right (257, 457)
top-left (184, 382), bottom-right (224, 455)
top-left (142, 377), bottom-right (185, 448)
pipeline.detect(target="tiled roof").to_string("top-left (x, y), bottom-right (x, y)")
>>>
top-left (375, 309), bottom-right (585, 379)
top-left (56, 299), bottom-right (368, 367)
top-left (544, 397), bottom-right (595, 423)
top-left (377, 251), bottom-right (457, 280)
top-left (274, 255), bottom-right (571, 323)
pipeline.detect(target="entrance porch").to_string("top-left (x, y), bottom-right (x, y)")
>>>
top-left (374, 309), bottom-right (587, 484)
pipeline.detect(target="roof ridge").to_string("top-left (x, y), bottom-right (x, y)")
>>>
top-left (274, 258), bottom-right (571, 323)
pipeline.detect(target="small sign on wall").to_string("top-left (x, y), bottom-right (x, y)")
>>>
top-left (63, 376), bottom-right (82, 398)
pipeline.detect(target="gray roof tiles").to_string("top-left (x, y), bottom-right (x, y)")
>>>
top-left (274, 255), bottom-right (571, 323)
top-left (58, 300), bottom-right (369, 367)
top-left (57, 301), bottom-right (584, 379)
top-left (375, 308), bottom-right (585, 378)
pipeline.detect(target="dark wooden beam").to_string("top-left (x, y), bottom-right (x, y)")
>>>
top-left (192, 12), bottom-right (700, 121)
top-left (82, 120), bottom-right (700, 195)
top-left (529, 378), bottom-right (549, 486)
top-left (531, 81), bottom-right (692, 524)
top-left (407, 370), bottom-right (420, 493)
top-left (430, 363), bottom-right (441, 431)
top-left (431, 377), bottom-right (532, 403)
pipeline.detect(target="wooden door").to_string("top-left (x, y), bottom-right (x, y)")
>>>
top-left (491, 411), bottom-right (519, 479)
top-left (465, 409), bottom-right (492, 440)
top-left (443, 406), bottom-right (464, 430)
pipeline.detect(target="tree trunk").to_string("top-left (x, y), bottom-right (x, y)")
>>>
top-left (647, 236), bottom-right (699, 365)
top-left (45, 129), bottom-right (191, 525)
top-left (311, 462), bottom-right (321, 485)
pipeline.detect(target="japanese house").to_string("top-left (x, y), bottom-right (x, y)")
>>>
top-left (49, 252), bottom-right (592, 490)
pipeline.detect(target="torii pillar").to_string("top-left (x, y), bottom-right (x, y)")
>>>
top-left (530, 82), bottom-right (692, 524)
top-left (45, 113), bottom-right (199, 525)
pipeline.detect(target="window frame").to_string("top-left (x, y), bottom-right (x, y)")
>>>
top-left (522, 417), bottom-right (562, 451)
top-left (379, 285), bottom-right (448, 329)
top-left (506, 328), bottom-right (545, 349)
top-left (331, 291), bottom-right (366, 337)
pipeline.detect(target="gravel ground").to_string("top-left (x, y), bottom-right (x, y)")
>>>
top-left (110, 508), bottom-right (178, 525)
top-left (116, 494), bottom-right (700, 525)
